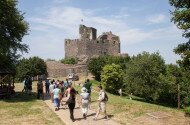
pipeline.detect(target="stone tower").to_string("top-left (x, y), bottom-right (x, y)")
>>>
top-left (79, 25), bottom-right (97, 40)
top-left (64, 25), bottom-right (120, 64)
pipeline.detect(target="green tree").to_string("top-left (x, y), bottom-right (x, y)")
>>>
top-left (169, 0), bottom-right (190, 70)
top-left (101, 64), bottom-right (124, 94)
top-left (180, 70), bottom-right (190, 106)
top-left (124, 52), bottom-right (166, 102)
top-left (16, 57), bottom-right (47, 81)
top-left (169, 0), bottom-right (190, 107)
top-left (88, 56), bottom-right (107, 81)
top-left (29, 56), bottom-right (47, 76)
top-left (88, 55), bottom-right (130, 81)
top-left (16, 58), bottom-right (31, 81)
top-left (158, 64), bottom-right (181, 106)
top-left (0, 0), bottom-right (29, 67)
top-left (60, 58), bottom-right (77, 64)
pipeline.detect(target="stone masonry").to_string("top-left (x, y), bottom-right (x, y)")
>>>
top-left (65, 24), bottom-right (121, 63)
top-left (46, 61), bottom-right (87, 78)
top-left (47, 25), bottom-right (121, 77)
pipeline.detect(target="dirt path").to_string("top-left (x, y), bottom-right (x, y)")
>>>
top-left (44, 95), bottom-right (120, 125)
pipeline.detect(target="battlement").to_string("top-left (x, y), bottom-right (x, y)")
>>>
top-left (65, 39), bottom-right (80, 45)
top-left (65, 24), bottom-right (121, 63)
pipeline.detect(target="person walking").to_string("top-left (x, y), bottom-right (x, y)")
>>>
top-left (59, 81), bottom-right (64, 106)
top-left (83, 79), bottom-right (92, 94)
top-left (83, 79), bottom-right (92, 108)
top-left (80, 87), bottom-right (90, 119)
top-left (53, 85), bottom-right (61, 111)
top-left (22, 78), bottom-right (27, 93)
top-left (66, 85), bottom-right (76, 122)
top-left (28, 77), bottom-right (32, 95)
top-left (93, 85), bottom-right (109, 120)
top-left (64, 79), bottom-right (70, 90)
top-left (37, 80), bottom-right (44, 100)
top-left (49, 81), bottom-right (55, 103)
top-left (45, 79), bottom-right (50, 94)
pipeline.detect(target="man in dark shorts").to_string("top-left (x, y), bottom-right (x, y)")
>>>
top-left (37, 80), bottom-right (44, 100)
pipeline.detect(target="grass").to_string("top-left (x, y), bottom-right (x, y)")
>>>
top-left (16, 75), bottom-right (189, 125)
top-left (0, 82), bottom-right (64, 125)
top-left (73, 79), bottom-right (190, 125)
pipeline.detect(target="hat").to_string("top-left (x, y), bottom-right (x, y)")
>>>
top-left (81, 87), bottom-right (87, 93)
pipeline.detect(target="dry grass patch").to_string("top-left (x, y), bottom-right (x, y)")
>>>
top-left (0, 83), bottom-right (64, 125)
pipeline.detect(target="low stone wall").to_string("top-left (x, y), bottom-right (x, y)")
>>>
top-left (46, 61), bottom-right (87, 78)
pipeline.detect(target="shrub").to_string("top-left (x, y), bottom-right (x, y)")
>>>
top-left (88, 55), bottom-right (130, 81)
top-left (101, 64), bottom-right (124, 94)
top-left (60, 58), bottom-right (77, 64)
top-left (184, 107), bottom-right (190, 117)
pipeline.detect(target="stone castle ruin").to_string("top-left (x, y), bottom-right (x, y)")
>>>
top-left (47, 25), bottom-right (121, 77)
top-left (65, 25), bottom-right (121, 63)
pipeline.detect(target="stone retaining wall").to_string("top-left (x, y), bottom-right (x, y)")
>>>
top-left (46, 61), bottom-right (87, 78)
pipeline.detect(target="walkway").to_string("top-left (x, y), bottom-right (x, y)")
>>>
top-left (44, 95), bottom-right (120, 125)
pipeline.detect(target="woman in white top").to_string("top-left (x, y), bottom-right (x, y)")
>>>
top-left (80, 87), bottom-right (90, 119)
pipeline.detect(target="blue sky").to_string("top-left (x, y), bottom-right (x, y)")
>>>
top-left (17, 0), bottom-right (185, 64)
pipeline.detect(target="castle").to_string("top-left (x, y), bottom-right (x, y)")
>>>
top-left (47, 25), bottom-right (121, 77)
top-left (65, 25), bottom-right (121, 63)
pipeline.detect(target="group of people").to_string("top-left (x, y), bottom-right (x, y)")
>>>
top-left (36, 78), bottom-right (109, 122)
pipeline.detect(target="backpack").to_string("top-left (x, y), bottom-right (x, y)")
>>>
top-left (103, 92), bottom-right (108, 102)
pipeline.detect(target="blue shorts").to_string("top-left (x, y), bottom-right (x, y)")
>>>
top-left (54, 98), bottom-right (60, 107)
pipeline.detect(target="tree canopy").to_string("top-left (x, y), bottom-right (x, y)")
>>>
top-left (124, 52), bottom-right (166, 102)
top-left (88, 55), bottom-right (130, 81)
top-left (16, 57), bottom-right (47, 81)
top-left (169, 0), bottom-right (190, 70)
top-left (0, 0), bottom-right (29, 67)
top-left (101, 64), bottom-right (124, 94)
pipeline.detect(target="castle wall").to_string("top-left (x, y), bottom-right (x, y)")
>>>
top-left (46, 61), bottom-right (87, 78)
top-left (77, 39), bottom-right (88, 56)
top-left (65, 25), bottom-right (121, 60)
top-left (107, 38), bottom-right (120, 55)
top-left (65, 39), bottom-right (78, 58)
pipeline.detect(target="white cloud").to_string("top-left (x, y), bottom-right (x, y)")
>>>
top-left (147, 14), bottom-right (166, 24)
top-left (119, 25), bottom-right (183, 46)
top-left (53, 0), bottom-right (71, 3)
top-left (119, 28), bottom-right (153, 45)
top-left (25, 5), bottom-right (183, 64)
top-left (29, 6), bottom-right (125, 38)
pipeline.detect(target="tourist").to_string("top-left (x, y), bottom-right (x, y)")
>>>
top-left (66, 85), bottom-right (76, 122)
top-left (93, 85), bottom-right (109, 120)
top-left (80, 87), bottom-right (90, 119)
top-left (83, 79), bottom-right (92, 108)
top-left (49, 80), bottom-right (55, 103)
top-left (45, 79), bottom-right (50, 94)
top-left (64, 79), bottom-right (72, 97)
top-left (22, 78), bottom-right (27, 93)
top-left (53, 84), bottom-right (61, 111)
top-left (37, 79), bottom-right (44, 100)
top-left (59, 81), bottom-right (64, 106)
top-left (118, 88), bottom-right (122, 97)
top-left (64, 79), bottom-right (70, 90)
top-left (83, 79), bottom-right (92, 94)
top-left (27, 77), bottom-right (32, 95)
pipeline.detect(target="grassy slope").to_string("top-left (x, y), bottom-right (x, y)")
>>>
top-left (74, 80), bottom-right (190, 125)
top-left (0, 82), bottom-right (64, 125)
